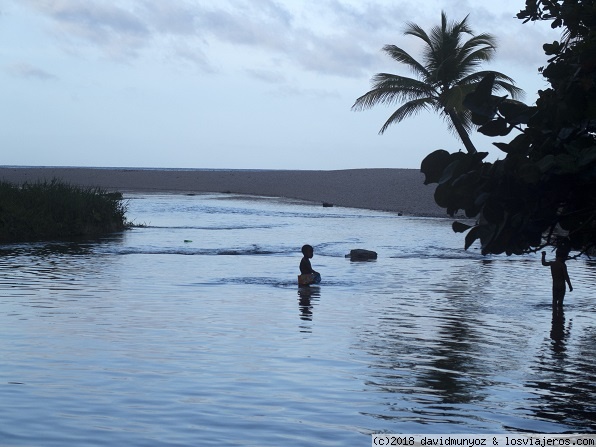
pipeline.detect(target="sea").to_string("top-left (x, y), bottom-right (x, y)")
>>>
top-left (1, 192), bottom-right (595, 446)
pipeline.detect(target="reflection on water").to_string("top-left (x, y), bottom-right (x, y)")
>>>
top-left (297, 285), bottom-right (320, 331)
top-left (550, 308), bottom-right (570, 354)
top-left (0, 192), bottom-right (595, 446)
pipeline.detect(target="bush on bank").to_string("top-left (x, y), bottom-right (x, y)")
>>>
top-left (0, 179), bottom-right (129, 243)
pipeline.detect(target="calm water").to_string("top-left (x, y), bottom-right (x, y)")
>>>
top-left (1, 193), bottom-right (595, 446)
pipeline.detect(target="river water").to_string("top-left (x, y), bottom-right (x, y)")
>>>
top-left (1, 193), bottom-right (595, 445)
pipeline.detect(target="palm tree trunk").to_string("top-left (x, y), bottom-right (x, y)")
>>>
top-left (447, 109), bottom-right (477, 154)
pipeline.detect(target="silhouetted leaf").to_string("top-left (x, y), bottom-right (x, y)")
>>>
top-left (553, 154), bottom-right (577, 173)
top-left (543, 41), bottom-right (560, 55)
top-left (478, 118), bottom-right (511, 136)
top-left (537, 155), bottom-right (555, 172)
top-left (471, 73), bottom-right (495, 101)
top-left (438, 159), bottom-right (461, 185)
top-left (518, 163), bottom-right (541, 184)
top-left (463, 74), bottom-right (499, 119)
top-left (420, 150), bottom-right (452, 184)
top-left (452, 221), bottom-right (472, 233)
top-left (558, 127), bottom-right (575, 140)
top-left (498, 101), bottom-right (535, 124)
top-left (493, 134), bottom-right (530, 155)
top-left (471, 111), bottom-right (491, 126)
top-left (433, 182), bottom-right (451, 208)
top-left (464, 226), bottom-right (481, 250)
top-left (482, 197), bottom-right (504, 223)
top-left (578, 147), bottom-right (596, 167)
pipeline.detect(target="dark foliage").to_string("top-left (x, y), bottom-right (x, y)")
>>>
top-left (0, 179), bottom-right (129, 243)
top-left (421, 0), bottom-right (596, 255)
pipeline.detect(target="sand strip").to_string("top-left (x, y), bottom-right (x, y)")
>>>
top-left (0, 166), bottom-right (447, 217)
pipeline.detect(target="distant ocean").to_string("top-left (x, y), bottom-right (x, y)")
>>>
top-left (1, 165), bottom-right (280, 172)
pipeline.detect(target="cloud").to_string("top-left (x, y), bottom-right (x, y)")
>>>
top-left (191, 1), bottom-right (379, 78)
top-left (292, 32), bottom-right (376, 78)
top-left (272, 84), bottom-right (341, 100)
top-left (245, 68), bottom-right (286, 84)
top-left (18, 0), bottom-right (368, 76)
top-left (16, 0), bottom-right (558, 79)
top-left (6, 62), bottom-right (58, 80)
top-left (21, 0), bottom-right (151, 59)
top-left (318, 0), bottom-right (411, 32)
top-left (138, 1), bottom-right (198, 35)
top-left (168, 41), bottom-right (215, 74)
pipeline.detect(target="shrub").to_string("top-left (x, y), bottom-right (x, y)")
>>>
top-left (0, 179), bottom-right (129, 242)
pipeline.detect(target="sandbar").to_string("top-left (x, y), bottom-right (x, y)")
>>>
top-left (0, 166), bottom-right (448, 217)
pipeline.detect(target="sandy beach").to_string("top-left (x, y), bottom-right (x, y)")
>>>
top-left (0, 166), bottom-right (448, 217)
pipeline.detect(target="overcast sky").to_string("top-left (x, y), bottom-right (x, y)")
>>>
top-left (0, 0), bottom-right (560, 170)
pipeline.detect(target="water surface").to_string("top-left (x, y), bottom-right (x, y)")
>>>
top-left (1, 193), bottom-right (595, 446)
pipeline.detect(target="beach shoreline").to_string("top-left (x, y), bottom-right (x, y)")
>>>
top-left (0, 166), bottom-right (448, 217)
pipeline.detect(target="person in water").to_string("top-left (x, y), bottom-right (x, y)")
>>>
top-left (542, 248), bottom-right (573, 308)
top-left (299, 244), bottom-right (321, 285)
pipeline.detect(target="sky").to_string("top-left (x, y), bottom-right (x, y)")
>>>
top-left (0, 0), bottom-right (561, 170)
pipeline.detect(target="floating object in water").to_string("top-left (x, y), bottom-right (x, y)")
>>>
top-left (184, 240), bottom-right (193, 243)
top-left (346, 249), bottom-right (377, 261)
top-left (298, 272), bottom-right (321, 286)
top-left (322, 202), bottom-right (333, 207)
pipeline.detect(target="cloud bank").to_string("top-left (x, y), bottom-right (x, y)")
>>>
top-left (16, 0), bottom-right (557, 82)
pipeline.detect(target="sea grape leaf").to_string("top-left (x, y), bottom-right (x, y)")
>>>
top-left (478, 117), bottom-right (511, 137)
top-left (518, 162), bottom-right (541, 184)
top-left (543, 41), bottom-right (561, 55)
top-left (452, 221), bottom-right (472, 233)
top-left (498, 101), bottom-right (536, 125)
top-left (464, 226), bottom-right (482, 250)
top-left (464, 74), bottom-right (500, 120)
top-left (420, 150), bottom-right (452, 184)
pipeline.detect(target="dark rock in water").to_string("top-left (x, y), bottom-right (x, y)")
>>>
top-left (346, 249), bottom-right (377, 261)
top-left (322, 202), bottom-right (333, 207)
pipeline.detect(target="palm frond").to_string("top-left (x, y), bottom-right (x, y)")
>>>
top-left (440, 85), bottom-right (468, 110)
top-left (424, 13), bottom-right (482, 86)
top-left (459, 47), bottom-right (495, 66)
top-left (442, 108), bottom-right (474, 136)
top-left (461, 33), bottom-right (497, 53)
top-left (382, 45), bottom-right (429, 80)
top-left (403, 22), bottom-right (432, 47)
top-left (493, 80), bottom-right (525, 100)
top-left (448, 12), bottom-right (472, 36)
top-left (379, 98), bottom-right (436, 134)
top-left (454, 47), bottom-right (497, 80)
top-left (352, 74), bottom-right (437, 110)
top-left (459, 71), bottom-right (524, 99)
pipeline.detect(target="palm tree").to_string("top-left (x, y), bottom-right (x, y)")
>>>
top-left (352, 11), bottom-right (523, 154)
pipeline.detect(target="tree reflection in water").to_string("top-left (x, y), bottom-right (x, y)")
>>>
top-left (355, 259), bottom-right (596, 431)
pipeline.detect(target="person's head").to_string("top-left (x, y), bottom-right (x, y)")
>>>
top-left (301, 244), bottom-right (314, 258)
top-left (556, 246), bottom-right (570, 261)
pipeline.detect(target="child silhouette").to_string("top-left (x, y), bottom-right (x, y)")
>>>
top-left (542, 248), bottom-right (573, 308)
top-left (298, 244), bottom-right (321, 286)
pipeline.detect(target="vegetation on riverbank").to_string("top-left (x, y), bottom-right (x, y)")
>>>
top-left (0, 179), bottom-right (129, 243)
top-left (420, 1), bottom-right (596, 256)
top-left (357, 2), bottom-right (596, 256)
